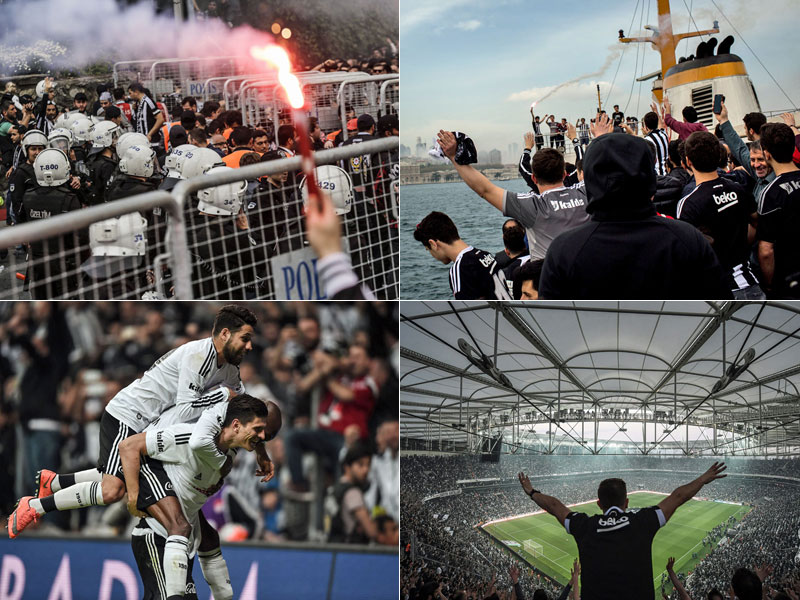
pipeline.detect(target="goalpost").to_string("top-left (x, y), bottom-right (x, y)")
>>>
top-left (523, 539), bottom-right (544, 558)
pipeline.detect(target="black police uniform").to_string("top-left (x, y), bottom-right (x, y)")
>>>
top-left (19, 184), bottom-right (83, 298)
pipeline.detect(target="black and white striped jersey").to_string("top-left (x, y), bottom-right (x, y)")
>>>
top-left (135, 95), bottom-right (161, 143)
top-left (105, 337), bottom-right (244, 432)
top-left (645, 128), bottom-right (670, 176)
top-left (449, 246), bottom-right (512, 300)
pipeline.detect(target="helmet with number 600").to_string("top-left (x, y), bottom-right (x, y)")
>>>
top-left (197, 166), bottom-right (247, 216)
top-left (300, 164), bottom-right (353, 215)
top-left (119, 145), bottom-right (157, 178)
top-left (89, 213), bottom-right (148, 257)
top-left (33, 148), bottom-right (70, 186)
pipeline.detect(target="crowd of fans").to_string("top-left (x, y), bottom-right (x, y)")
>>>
top-left (417, 97), bottom-right (800, 301)
top-left (0, 301), bottom-right (398, 548)
top-left (401, 453), bottom-right (800, 600)
top-left (0, 41), bottom-right (399, 300)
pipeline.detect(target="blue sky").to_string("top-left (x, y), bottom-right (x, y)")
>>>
top-left (401, 0), bottom-right (800, 156)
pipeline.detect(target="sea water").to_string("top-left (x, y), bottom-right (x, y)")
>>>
top-left (401, 179), bottom-right (532, 299)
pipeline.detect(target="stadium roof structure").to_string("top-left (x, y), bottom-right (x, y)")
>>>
top-left (400, 302), bottom-right (800, 457)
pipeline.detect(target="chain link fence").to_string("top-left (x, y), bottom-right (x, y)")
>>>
top-left (0, 138), bottom-right (398, 300)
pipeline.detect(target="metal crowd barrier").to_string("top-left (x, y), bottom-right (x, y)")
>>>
top-left (0, 138), bottom-right (398, 300)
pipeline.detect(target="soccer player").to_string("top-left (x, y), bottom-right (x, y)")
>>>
top-left (413, 210), bottom-right (512, 300)
top-left (121, 394), bottom-right (280, 600)
top-left (517, 462), bottom-right (727, 600)
top-left (7, 305), bottom-right (274, 538)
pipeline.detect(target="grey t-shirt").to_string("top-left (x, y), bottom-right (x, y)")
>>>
top-left (503, 182), bottom-right (590, 260)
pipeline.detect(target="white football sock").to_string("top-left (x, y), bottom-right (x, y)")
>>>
top-left (30, 481), bottom-right (105, 515)
top-left (52, 468), bottom-right (103, 493)
top-left (199, 548), bottom-right (233, 600)
top-left (163, 535), bottom-right (190, 597)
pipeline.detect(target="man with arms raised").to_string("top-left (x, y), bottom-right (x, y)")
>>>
top-left (518, 462), bottom-right (727, 600)
top-left (436, 130), bottom-right (590, 262)
top-left (121, 394), bottom-right (281, 600)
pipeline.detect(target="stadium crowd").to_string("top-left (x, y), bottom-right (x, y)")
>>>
top-left (0, 52), bottom-right (399, 299)
top-left (0, 301), bottom-right (398, 547)
top-left (401, 453), bottom-right (800, 600)
top-left (416, 98), bottom-right (800, 301)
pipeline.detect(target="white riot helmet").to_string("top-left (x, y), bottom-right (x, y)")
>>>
top-left (181, 147), bottom-right (225, 180)
top-left (35, 78), bottom-right (55, 99)
top-left (21, 129), bottom-right (49, 157)
top-left (300, 164), bottom-right (354, 215)
top-left (33, 148), bottom-right (70, 186)
top-left (197, 166), bottom-right (247, 216)
top-left (89, 212), bottom-right (148, 257)
top-left (116, 132), bottom-right (150, 159)
top-left (119, 145), bottom-right (156, 178)
top-left (90, 121), bottom-right (121, 149)
top-left (48, 127), bottom-right (74, 153)
top-left (164, 144), bottom-right (197, 179)
top-left (70, 116), bottom-right (94, 144)
top-left (55, 110), bottom-right (81, 131)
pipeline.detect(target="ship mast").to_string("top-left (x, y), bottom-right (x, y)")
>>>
top-left (618, 0), bottom-right (719, 101)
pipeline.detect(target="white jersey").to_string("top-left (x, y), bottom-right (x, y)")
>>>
top-left (139, 422), bottom-right (235, 552)
top-left (105, 337), bottom-right (245, 432)
top-left (188, 402), bottom-right (230, 472)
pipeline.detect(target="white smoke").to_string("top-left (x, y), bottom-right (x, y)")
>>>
top-left (0, 0), bottom-right (279, 71)
top-left (507, 44), bottom-right (624, 104)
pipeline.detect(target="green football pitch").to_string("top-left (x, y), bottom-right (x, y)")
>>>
top-left (482, 492), bottom-right (751, 594)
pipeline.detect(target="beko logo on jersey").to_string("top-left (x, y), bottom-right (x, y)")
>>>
top-left (549, 198), bottom-right (585, 211)
top-left (479, 255), bottom-right (495, 268)
top-left (598, 515), bottom-right (629, 526)
top-left (713, 191), bottom-right (738, 206)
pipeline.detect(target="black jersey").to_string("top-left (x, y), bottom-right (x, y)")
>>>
top-left (677, 177), bottom-right (758, 292)
top-left (449, 246), bottom-right (512, 300)
top-left (757, 170), bottom-right (800, 297)
top-left (565, 505), bottom-right (667, 600)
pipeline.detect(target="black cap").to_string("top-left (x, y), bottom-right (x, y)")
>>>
top-left (19, 94), bottom-right (33, 104)
top-left (104, 105), bottom-right (121, 120)
top-left (582, 134), bottom-right (657, 215)
top-left (169, 125), bottom-right (188, 147)
top-left (377, 114), bottom-right (398, 134)
top-left (356, 113), bottom-right (375, 132)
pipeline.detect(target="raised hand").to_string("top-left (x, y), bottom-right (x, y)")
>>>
top-left (523, 131), bottom-right (535, 150)
top-left (518, 472), bottom-right (533, 495)
top-left (436, 129), bottom-right (458, 160)
top-left (781, 112), bottom-right (797, 129)
top-left (666, 556), bottom-right (675, 572)
top-left (590, 112), bottom-right (613, 138)
top-left (699, 461), bottom-right (727, 485)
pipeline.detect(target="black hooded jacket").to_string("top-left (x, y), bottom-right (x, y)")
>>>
top-left (539, 134), bottom-right (731, 299)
